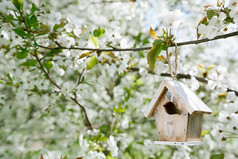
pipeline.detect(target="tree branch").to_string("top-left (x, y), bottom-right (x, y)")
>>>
top-left (76, 68), bottom-right (85, 86)
top-left (34, 54), bottom-right (61, 90)
top-left (160, 73), bottom-right (208, 84)
top-left (129, 67), bottom-right (238, 96)
top-left (37, 31), bottom-right (238, 52)
top-left (71, 93), bottom-right (93, 130)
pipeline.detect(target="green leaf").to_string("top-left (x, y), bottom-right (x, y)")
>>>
top-left (93, 30), bottom-right (100, 37)
top-left (93, 26), bottom-right (105, 38)
top-left (25, 16), bottom-right (30, 28)
top-left (147, 44), bottom-right (163, 72)
top-left (16, 48), bottom-right (28, 59)
top-left (13, 27), bottom-right (27, 37)
top-left (99, 136), bottom-right (107, 141)
top-left (152, 39), bottom-right (163, 46)
top-left (29, 15), bottom-right (37, 24)
top-left (86, 56), bottom-right (98, 70)
top-left (106, 155), bottom-right (117, 159)
top-left (210, 153), bottom-right (224, 159)
top-left (31, 3), bottom-right (37, 13)
top-left (207, 64), bottom-right (216, 71)
top-left (20, 59), bottom-right (37, 67)
top-left (53, 23), bottom-right (66, 32)
top-left (62, 155), bottom-right (68, 159)
top-left (12, 0), bottom-right (23, 11)
top-left (89, 35), bottom-right (98, 48)
top-left (6, 73), bottom-right (13, 81)
top-left (206, 9), bottom-right (217, 20)
top-left (201, 130), bottom-right (210, 137)
top-left (43, 61), bottom-right (53, 71)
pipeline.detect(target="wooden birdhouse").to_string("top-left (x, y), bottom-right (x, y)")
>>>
top-left (144, 79), bottom-right (212, 146)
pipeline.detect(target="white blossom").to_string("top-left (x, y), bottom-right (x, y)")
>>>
top-left (107, 136), bottom-right (118, 157)
top-left (229, 7), bottom-right (238, 23)
top-left (160, 10), bottom-right (183, 29)
top-left (85, 151), bottom-right (106, 159)
top-left (49, 11), bottom-right (62, 25)
top-left (42, 151), bottom-right (62, 159)
top-left (218, 111), bottom-right (232, 123)
top-left (0, 0), bottom-right (14, 14)
top-left (228, 0), bottom-right (238, 10)
top-left (190, 76), bottom-right (199, 91)
top-left (57, 34), bottom-right (75, 48)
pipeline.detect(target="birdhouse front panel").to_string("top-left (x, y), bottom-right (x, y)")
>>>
top-left (154, 89), bottom-right (188, 142)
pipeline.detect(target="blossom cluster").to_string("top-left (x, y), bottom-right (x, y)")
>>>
top-left (198, 0), bottom-right (238, 39)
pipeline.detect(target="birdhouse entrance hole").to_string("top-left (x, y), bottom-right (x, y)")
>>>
top-left (163, 102), bottom-right (182, 115)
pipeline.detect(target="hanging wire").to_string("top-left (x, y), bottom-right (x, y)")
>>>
top-left (166, 42), bottom-right (178, 80)
top-left (166, 48), bottom-right (173, 78)
top-left (174, 42), bottom-right (178, 80)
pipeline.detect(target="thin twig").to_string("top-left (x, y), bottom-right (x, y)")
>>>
top-left (34, 54), bottom-right (61, 90)
top-left (71, 93), bottom-right (93, 130)
top-left (110, 113), bottom-right (116, 135)
top-left (37, 31), bottom-right (238, 52)
top-left (77, 68), bottom-right (85, 86)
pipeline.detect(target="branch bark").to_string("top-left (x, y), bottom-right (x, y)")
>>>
top-left (37, 31), bottom-right (238, 52)
top-left (129, 67), bottom-right (238, 96)
top-left (34, 54), bottom-right (61, 90)
top-left (71, 93), bottom-right (93, 130)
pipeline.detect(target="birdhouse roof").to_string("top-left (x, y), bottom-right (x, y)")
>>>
top-left (144, 79), bottom-right (212, 118)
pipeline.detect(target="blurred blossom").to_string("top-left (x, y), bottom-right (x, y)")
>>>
top-left (57, 34), bottom-right (75, 48)
top-left (121, 116), bottom-right (129, 129)
top-left (218, 111), bottom-right (231, 123)
top-left (107, 136), bottom-right (118, 157)
top-left (49, 11), bottom-right (62, 25)
top-left (190, 76), bottom-right (199, 91)
top-left (226, 92), bottom-right (237, 102)
top-left (160, 10), bottom-right (183, 29)
top-left (85, 151), bottom-right (105, 159)
top-left (139, 68), bottom-right (148, 76)
top-left (0, 0), bottom-right (14, 14)
top-left (42, 151), bottom-right (62, 159)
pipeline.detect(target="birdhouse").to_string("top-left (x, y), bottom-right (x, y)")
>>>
top-left (144, 79), bottom-right (212, 146)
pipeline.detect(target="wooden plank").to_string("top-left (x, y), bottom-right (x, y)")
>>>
top-left (187, 113), bottom-right (203, 140)
top-left (144, 80), bottom-right (167, 117)
top-left (154, 141), bottom-right (203, 146)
